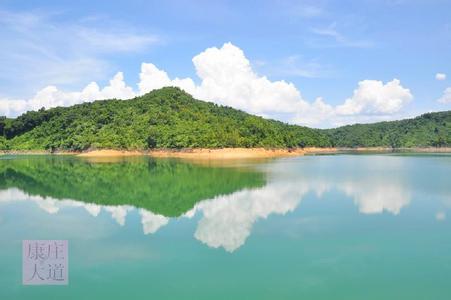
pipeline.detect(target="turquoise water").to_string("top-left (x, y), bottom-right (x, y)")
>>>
top-left (0, 154), bottom-right (450, 299)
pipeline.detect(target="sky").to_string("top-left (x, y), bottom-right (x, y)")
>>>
top-left (0, 0), bottom-right (450, 128)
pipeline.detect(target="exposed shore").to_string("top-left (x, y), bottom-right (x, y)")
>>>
top-left (2, 147), bottom-right (451, 159)
top-left (76, 148), bottom-right (337, 159)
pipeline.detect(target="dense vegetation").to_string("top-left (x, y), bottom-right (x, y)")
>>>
top-left (327, 111), bottom-right (451, 148)
top-left (0, 87), bottom-right (450, 150)
top-left (0, 156), bottom-right (265, 216)
top-left (0, 87), bottom-right (329, 151)
top-left (0, 136), bottom-right (7, 150)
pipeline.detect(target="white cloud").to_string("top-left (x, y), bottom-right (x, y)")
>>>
top-left (292, 97), bottom-right (335, 125)
top-left (336, 79), bottom-right (413, 115)
top-left (191, 43), bottom-right (308, 114)
top-left (138, 63), bottom-right (196, 95)
top-left (436, 73), bottom-right (446, 81)
top-left (0, 42), bottom-right (413, 127)
top-left (137, 43), bottom-right (312, 115)
top-left (139, 43), bottom-right (412, 126)
top-left (85, 72), bottom-right (136, 100)
top-left (437, 87), bottom-right (451, 104)
top-left (0, 98), bottom-right (28, 117)
top-left (0, 72), bottom-right (135, 116)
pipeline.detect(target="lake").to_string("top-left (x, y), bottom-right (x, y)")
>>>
top-left (0, 154), bottom-right (450, 299)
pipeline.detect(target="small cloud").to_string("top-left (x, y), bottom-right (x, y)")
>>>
top-left (310, 23), bottom-right (373, 48)
top-left (436, 73), bottom-right (447, 81)
top-left (436, 211), bottom-right (446, 221)
top-left (437, 87), bottom-right (451, 104)
top-left (262, 55), bottom-right (334, 79)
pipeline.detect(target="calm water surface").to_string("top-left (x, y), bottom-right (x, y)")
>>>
top-left (0, 154), bottom-right (450, 299)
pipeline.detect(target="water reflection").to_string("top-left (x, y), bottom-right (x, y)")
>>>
top-left (139, 209), bottom-right (169, 234)
top-left (0, 188), bottom-right (168, 231)
top-left (0, 155), bottom-right (447, 252)
top-left (340, 180), bottom-right (410, 215)
top-left (191, 181), bottom-right (311, 251)
top-left (0, 155), bottom-right (265, 217)
top-left (190, 174), bottom-right (411, 251)
top-left (0, 175), bottom-right (412, 252)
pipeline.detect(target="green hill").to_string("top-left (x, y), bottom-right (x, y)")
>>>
top-left (0, 87), bottom-right (450, 150)
top-left (327, 111), bottom-right (451, 148)
top-left (0, 87), bottom-right (329, 151)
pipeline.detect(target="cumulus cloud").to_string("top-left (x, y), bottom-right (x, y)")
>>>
top-left (0, 72), bottom-right (135, 116)
top-left (336, 79), bottom-right (413, 115)
top-left (138, 43), bottom-right (309, 115)
top-left (140, 45), bottom-right (413, 125)
top-left (0, 42), bottom-right (413, 127)
top-left (138, 63), bottom-right (196, 95)
top-left (437, 87), bottom-right (451, 104)
top-left (193, 43), bottom-right (309, 114)
top-left (436, 73), bottom-right (447, 81)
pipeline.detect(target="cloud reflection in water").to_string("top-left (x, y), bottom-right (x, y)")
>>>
top-left (0, 164), bottom-right (413, 252)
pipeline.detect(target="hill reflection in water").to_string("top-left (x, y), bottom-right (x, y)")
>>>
top-left (1, 154), bottom-right (439, 252)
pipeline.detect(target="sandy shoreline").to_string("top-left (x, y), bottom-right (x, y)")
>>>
top-left (75, 148), bottom-right (334, 159)
top-left (2, 147), bottom-right (451, 159)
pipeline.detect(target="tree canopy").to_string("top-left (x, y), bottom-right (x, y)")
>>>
top-left (0, 87), bottom-right (449, 150)
top-left (0, 87), bottom-right (329, 150)
top-left (327, 111), bottom-right (451, 148)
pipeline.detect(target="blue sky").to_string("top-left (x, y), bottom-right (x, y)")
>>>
top-left (0, 0), bottom-right (450, 127)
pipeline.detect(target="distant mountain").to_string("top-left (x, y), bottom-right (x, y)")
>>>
top-left (0, 87), bottom-right (450, 150)
top-left (327, 111), bottom-right (451, 148)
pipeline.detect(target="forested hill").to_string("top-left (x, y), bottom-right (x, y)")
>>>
top-left (326, 111), bottom-right (451, 148)
top-left (0, 87), bottom-right (329, 150)
top-left (0, 87), bottom-right (450, 151)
